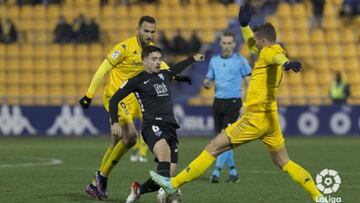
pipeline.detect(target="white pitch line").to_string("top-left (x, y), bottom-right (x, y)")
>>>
top-left (0, 157), bottom-right (63, 168)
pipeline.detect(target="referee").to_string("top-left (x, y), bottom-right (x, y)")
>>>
top-left (203, 31), bottom-right (251, 183)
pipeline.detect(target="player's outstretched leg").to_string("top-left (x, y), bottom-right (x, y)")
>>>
top-left (269, 145), bottom-right (324, 202)
top-left (150, 131), bottom-right (232, 194)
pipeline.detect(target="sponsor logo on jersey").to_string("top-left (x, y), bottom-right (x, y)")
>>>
top-left (153, 83), bottom-right (168, 97)
top-left (112, 50), bottom-right (120, 59)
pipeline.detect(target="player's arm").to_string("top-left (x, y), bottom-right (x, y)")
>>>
top-left (240, 26), bottom-right (258, 54)
top-left (161, 60), bottom-right (192, 85)
top-left (109, 78), bottom-right (139, 125)
top-left (79, 60), bottom-right (113, 108)
top-left (273, 53), bottom-right (302, 73)
top-left (203, 58), bottom-right (215, 89)
top-left (238, 3), bottom-right (259, 54)
top-left (79, 43), bottom-right (127, 109)
top-left (169, 53), bottom-right (205, 77)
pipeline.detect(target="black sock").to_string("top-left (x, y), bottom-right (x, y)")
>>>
top-left (157, 161), bottom-right (171, 177)
top-left (139, 162), bottom-right (171, 195)
top-left (139, 178), bottom-right (160, 195)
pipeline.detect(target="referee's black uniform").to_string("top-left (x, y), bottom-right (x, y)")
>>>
top-left (213, 98), bottom-right (242, 133)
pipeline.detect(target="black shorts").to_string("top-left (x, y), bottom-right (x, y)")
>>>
top-left (213, 98), bottom-right (242, 133)
top-left (141, 122), bottom-right (178, 164)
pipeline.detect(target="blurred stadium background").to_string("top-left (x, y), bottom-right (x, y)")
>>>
top-left (0, 0), bottom-right (359, 202)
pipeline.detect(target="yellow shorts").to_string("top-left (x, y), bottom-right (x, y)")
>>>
top-left (225, 111), bottom-right (285, 151)
top-left (103, 92), bottom-right (142, 125)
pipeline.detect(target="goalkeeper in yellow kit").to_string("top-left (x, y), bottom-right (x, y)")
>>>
top-left (150, 4), bottom-right (326, 202)
top-left (79, 16), bottom-right (190, 200)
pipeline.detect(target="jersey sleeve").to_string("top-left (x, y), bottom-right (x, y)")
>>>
top-left (160, 61), bottom-right (170, 70)
top-left (260, 47), bottom-right (289, 66)
top-left (240, 57), bottom-right (252, 77)
top-left (273, 53), bottom-right (289, 66)
top-left (85, 59), bottom-right (113, 98)
top-left (240, 26), bottom-right (259, 54)
top-left (169, 56), bottom-right (195, 77)
top-left (105, 42), bottom-right (127, 66)
top-left (206, 59), bottom-right (215, 80)
top-left (109, 77), bottom-right (140, 124)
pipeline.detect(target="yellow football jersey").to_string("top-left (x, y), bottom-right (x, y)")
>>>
top-left (241, 26), bottom-right (289, 112)
top-left (104, 36), bottom-right (169, 101)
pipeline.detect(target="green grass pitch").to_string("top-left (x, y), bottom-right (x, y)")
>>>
top-left (0, 136), bottom-right (359, 203)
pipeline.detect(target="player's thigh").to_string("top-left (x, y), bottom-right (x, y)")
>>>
top-left (224, 112), bottom-right (264, 148)
top-left (153, 139), bottom-right (171, 162)
top-left (141, 123), bottom-right (177, 161)
top-left (261, 112), bottom-right (285, 152)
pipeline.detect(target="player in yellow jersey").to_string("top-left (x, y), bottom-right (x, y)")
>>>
top-left (79, 16), bottom-right (190, 200)
top-left (149, 4), bottom-right (327, 202)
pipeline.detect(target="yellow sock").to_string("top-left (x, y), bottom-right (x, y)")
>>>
top-left (171, 150), bottom-right (215, 188)
top-left (133, 137), bottom-right (140, 152)
top-left (100, 147), bottom-right (113, 170)
top-left (139, 136), bottom-right (148, 157)
top-left (282, 160), bottom-right (322, 201)
top-left (92, 147), bottom-right (113, 185)
top-left (100, 140), bottom-right (129, 177)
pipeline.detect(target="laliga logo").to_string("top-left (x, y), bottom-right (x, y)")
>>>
top-left (316, 169), bottom-right (341, 194)
top-left (316, 169), bottom-right (342, 203)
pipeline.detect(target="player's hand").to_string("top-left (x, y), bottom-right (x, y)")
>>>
top-left (174, 74), bottom-right (192, 85)
top-left (111, 122), bottom-right (122, 137)
top-left (193, 53), bottom-right (205, 62)
top-left (79, 95), bottom-right (92, 109)
top-left (238, 3), bottom-right (253, 27)
top-left (203, 78), bottom-right (211, 89)
top-left (284, 61), bottom-right (302, 73)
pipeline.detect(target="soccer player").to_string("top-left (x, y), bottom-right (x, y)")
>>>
top-left (149, 4), bottom-right (326, 202)
top-left (108, 46), bottom-right (204, 203)
top-left (203, 31), bottom-right (251, 184)
top-left (79, 16), bottom-right (190, 200)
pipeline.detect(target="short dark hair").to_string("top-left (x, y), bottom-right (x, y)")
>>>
top-left (141, 45), bottom-right (162, 60)
top-left (138, 16), bottom-right (156, 27)
top-left (221, 31), bottom-right (235, 41)
top-left (253, 23), bottom-right (276, 42)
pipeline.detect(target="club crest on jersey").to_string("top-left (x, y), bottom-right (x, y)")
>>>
top-left (112, 50), bottom-right (120, 59)
top-left (158, 74), bottom-right (164, 80)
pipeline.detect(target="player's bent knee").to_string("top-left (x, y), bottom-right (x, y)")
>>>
top-left (123, 135), bottom-right (137, 148)
top-left (205, 132), bottom-right (231, 157)
top-left (205, 139), bottom-right (221, 157)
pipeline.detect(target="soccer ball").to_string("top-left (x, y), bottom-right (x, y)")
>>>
top-left (157, 188), bottom-right (182, 203)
